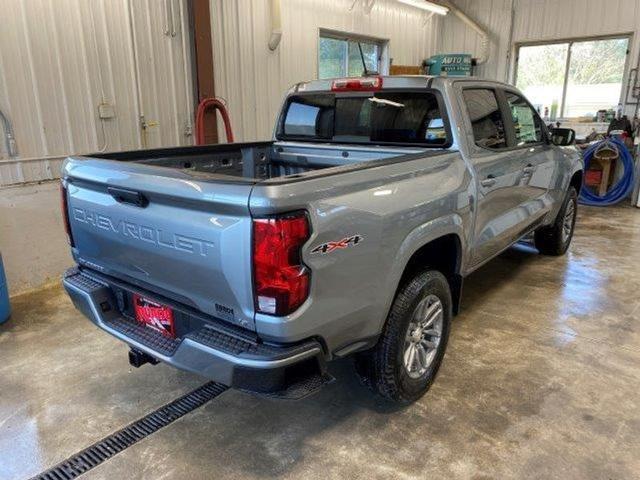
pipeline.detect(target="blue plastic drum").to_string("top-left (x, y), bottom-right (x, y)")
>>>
top-left (0, 253), bottom-right (10, 324)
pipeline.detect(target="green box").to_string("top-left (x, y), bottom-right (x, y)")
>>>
top-left (427, 54), bottom-right (472, 77)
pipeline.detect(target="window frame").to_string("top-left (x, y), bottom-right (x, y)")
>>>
top-left (460, 87), bottom-right (511, 152)
top-left (460, 85), bottom-right (549, 153)
top-left (276, 88), bottom-right (453, 149)
top-left (501, 88), bottom-right (548, 148)
top-left (317, 29), bottom-right (390, 79)
top-left (512, 33), bottom-right (632, 119)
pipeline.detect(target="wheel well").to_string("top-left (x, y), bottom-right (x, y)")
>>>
top-left (399, 234), bottom-right (463, 315)
top-left (570, 171), bottom-right (583, 194)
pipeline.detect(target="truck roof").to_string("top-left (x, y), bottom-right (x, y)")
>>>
top-left (294, 75), bottom-right (514, 93)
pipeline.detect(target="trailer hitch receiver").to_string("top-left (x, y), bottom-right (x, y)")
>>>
top-left (128, 348), bottom-right (159, 368)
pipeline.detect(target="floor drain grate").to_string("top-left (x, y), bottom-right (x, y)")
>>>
top-left (30, 381), bottom-right (227, 480)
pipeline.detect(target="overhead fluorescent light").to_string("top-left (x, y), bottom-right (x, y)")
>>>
top-left (397, 0), bottom-right (449, 15)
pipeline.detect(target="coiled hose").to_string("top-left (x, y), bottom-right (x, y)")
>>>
top-left (195, 98), bottom-right (234, 145)
top-left (579, 137), bottom-right (635, 206)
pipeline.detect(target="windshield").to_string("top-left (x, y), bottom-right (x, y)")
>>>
top-left (279, 91), bottom-right (449, 146)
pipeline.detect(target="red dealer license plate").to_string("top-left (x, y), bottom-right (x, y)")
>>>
top-left (133, 294), bottom-right (175, 338)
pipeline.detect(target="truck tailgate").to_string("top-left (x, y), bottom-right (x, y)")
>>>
top-left (63, 158), bottom-right (256, 330)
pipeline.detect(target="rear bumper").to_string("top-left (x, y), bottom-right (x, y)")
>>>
top-left (63, 267), bottom-right (328, 396)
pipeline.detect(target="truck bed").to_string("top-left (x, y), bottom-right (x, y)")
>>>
top-left (92, 141), bottom-right (429, 182)
top-left (62, 140), bottom-right (442, 333)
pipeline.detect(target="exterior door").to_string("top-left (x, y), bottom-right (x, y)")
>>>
top-left (130, 0), bottom-right (195, 149)
top-left (461, 88), bottom-right (529, 267)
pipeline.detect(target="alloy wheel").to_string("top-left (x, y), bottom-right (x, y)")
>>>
top-left (403, 294), bottom-right (443, 379)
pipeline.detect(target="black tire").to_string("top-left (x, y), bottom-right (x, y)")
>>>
top-left (534, 186), bottom-right (578, 256)
top-left (355, 270), bottom-right (452, 404)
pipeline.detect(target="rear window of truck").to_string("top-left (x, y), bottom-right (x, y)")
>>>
top-left (278, 91), bottom-right (450, 147)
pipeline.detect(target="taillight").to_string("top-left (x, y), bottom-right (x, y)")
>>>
top-left (331, 76), bottom-right (383, 92)
top-left (60, 182), bottom-right (75, 247)
top-left (253, 212), bottom-right (310, 316)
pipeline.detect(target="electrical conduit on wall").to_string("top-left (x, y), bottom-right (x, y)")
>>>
top-left (268, 0), bottom-right (282, 51)
top-left (0, 110), bottom-right (18, 158)
top-left (439, 0), bottom-right (490, 66)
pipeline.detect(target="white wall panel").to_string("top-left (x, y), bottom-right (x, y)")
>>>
top-left (210, 0), bottom-right (442, 142)
top-left (5, 0), bottom-right (639, 187)
top-left (511, 0), bottom-right (640, 81)
top-left (436, 0), bottom-right (640, 89)
top-left (0, 0), bottom-right (194, 186)
top-left (437, 0), bottom-right (514, 81)
top-left (512, 0), bottom-right (640, 43)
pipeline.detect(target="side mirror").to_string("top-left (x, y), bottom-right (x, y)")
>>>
top-left (549, 128), bottom-right (576, 146)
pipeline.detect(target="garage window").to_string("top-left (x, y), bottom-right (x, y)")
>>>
top-left (515, 37), bottom-right (629, 120)
top-left (318, 31), bottom-right (387, 79)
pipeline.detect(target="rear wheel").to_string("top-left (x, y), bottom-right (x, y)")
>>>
top-left (356, 269), bottom-right (451, 404)
top-left (534, 186), bottom-right (578, 256)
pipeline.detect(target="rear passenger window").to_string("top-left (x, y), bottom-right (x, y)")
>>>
top-left (281, 92), bottom-right (449, 146)
top-left (283, 95), bottom-right (333, 138)
top-left (462, 89), bottom-right (507, 150)
top-left (505, 92), bottom-right (544, 145)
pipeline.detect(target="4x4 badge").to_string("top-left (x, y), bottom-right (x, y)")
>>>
top-left (311, 235), bottom-right (364, 254)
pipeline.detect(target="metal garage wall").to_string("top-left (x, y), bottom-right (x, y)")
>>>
top-left (438, 0), bottom-right (640, 87)
top-left (511, 0), bottom-right (640, 112)
top-left (437, 0), bottom-right (514, 82)
top-left (0, 0), bottom-right (195, 187)
top-left (210, 0), bottom-right (442, 142)
top-left (512, 0), bottom-right (640, 44)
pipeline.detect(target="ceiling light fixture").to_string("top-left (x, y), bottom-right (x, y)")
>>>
top-left (397, 0), bottom-right (449, 15)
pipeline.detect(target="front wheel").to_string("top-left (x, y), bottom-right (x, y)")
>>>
top-left (534, 186), bottom-right (578, 256)
top-left (356, 270), bottom-right (452, 404)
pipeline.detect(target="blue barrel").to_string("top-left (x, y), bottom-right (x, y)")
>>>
top-left (0, 253), bottom-right (10, 324)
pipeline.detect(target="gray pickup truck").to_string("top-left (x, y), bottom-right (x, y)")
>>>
top-left (62, 76), bottom-right (582, 404)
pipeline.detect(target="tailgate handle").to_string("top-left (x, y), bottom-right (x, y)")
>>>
top-left (108, 187), bottom-right (149, 208)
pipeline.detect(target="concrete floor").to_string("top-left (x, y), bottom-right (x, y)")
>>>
top-left (1, 204), bottom-right (640, 480)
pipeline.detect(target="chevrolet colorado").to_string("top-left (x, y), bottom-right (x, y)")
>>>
top-left (62, 76), bottom-right (583, 404)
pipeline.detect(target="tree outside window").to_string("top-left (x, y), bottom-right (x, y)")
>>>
top-left (515, 37), bottom-right (629, 120)
top-left (319, 33), bottom-right (383, 79)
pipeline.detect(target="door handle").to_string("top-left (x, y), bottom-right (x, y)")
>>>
top-left (108, 187), bottom-right (149, 208)
top-left (480, 175), bottom-right (496, 188)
